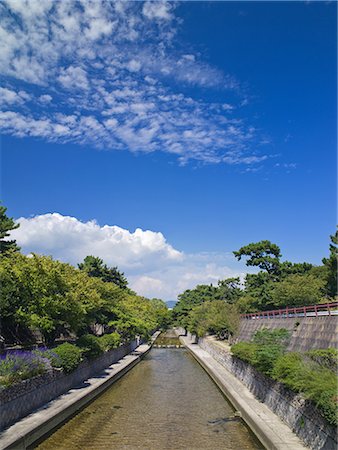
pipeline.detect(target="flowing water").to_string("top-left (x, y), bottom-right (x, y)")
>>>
top-left (35, 348), bottom-right (263, 450)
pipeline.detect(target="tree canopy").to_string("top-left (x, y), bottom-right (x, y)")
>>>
top-left (322, 230), bottom-right (338, 298)
top-left (174, 233), bottom-right (335, 339)
top-left (0, 205), bottom-right (20, 255)
top-left (0, 252), bottom-right (168, 346)
top-left (233, 240), bottom-right (281, 275)
top-left (78, 255), bottom-right (128, 290)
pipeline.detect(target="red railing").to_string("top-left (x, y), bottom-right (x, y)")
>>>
top-left (241, 301), bottom-right (338, 320)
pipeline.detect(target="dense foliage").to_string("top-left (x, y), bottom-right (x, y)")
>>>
top-left (305, 348), bottom-right (338, 372)
top-left (76, 334), bottom-right (103, 359)
top-left (0, 205), bottom-right (20, 255)
top-left (98, 332), bottom-right (121, 351)
top-left (322, 231), bottom-right (338, 298)
top-left (231, 329), bottom-right (338, 426)
top-left (0, 252), bottom-right (169, 346)
top-left (78, 255), bottom-right (129, 290)
top-left (51, 343), bottom-right (83, 373)
top-left (272, 352), bottom-right (337, 426)
top-left (173, 233), bottom-right (336, 333)
top-left (232, 328), bottom-right (290, 376)
top-left (187, 301), bottom-right (239, 339)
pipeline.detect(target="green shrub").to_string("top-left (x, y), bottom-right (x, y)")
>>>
top-left (76, 334), bottom-right (103, 359)
top-left (254, 344), bottom-right (284, 376)
top-left (52, 343), bottom-right (82, 373)
top-left (272, 352), bottom-right (338, 426)
top-left (253, 328), bottom-right (290, 347)
top-left (306, 348), bottom-right (338, 372)
top-left (314, 390), bottom-right (338, 427)
top-left (231, 342), bottom-right (258, 365)
top-left (98, 332), bottom-right (121, 351)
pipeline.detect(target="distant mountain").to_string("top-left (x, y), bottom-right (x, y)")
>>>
top-left (166, 300), bottom-right (177, 309)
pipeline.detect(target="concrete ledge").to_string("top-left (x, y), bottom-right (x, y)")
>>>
top-left (179, 335), bottom-right (308, 450)
top-left (0, 335), bottom-right (159, 450)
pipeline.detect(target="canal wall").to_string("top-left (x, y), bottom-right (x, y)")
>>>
top-left (197, 336), bottom-right (337, 450)
top-left (0, 336), bottom-right (159, 450)
top-left (179, 333), bottom-right (307, 450)
top-left (0, 340), bottom-right (139, 431)
top-left (236, 316), bottom-right (338, 351)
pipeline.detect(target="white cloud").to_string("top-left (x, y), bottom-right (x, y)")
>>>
top-left (0, 0), bottom-right (271, 166)
top-left (9, 213), bottom-right (249, 300)
top-left (58, 66), bottom-right (89, 90)
top-left (0, 87), bottom-right (30, 105)
top-left (142, 1), bottom-right (173, 21)
top-left (39, 94), bottom-right (52, 103)
top-left (11, 213), bottom-right (182, 270)
top-left (126, 59), bottom-right (142, 73)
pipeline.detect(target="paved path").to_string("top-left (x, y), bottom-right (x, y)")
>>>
top-left (0, 341), bottom-right (155, 450)
top-left (180, 335), bottom-right (308, 450)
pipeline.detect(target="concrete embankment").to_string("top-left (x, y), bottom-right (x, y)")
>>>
top-left (0, 333), bottom-right (159, 450)
top-left (237, 316), bottom-right (338, 351)
top-left (179, 334), bottom-right (308, 450)
top-left (198, 336), bottom-right (337, 450)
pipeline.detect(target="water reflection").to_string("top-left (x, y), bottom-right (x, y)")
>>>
top-left (36, 348), bottom-right (263, 450)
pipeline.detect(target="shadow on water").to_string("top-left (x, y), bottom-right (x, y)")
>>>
top-left (35, 345), bottom-right (264, 450)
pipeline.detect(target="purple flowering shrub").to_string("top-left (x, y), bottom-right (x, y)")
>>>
top-left (0, 350), bottom-right (47, 388)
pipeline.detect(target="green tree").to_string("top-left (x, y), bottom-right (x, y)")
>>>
top-left (172, 284), bottom-right (218, 327)
top-left (207, 301), bottom-right (240, 339)
top-left (216, 277), bottom-right (242, 304)
top-left (78, 255), bottom-right (105, 278)
top-left (187, 301), bottom-right (239, 340)
top-left (233, 240), bottom-right (281, 275)
top-left (271, 273), bottom-right (325, 308)
top-left (0, 205), bottom-right (20, 255)
top-left (78, 255), bottom-right (128, 289)
top-left (322, 230), bottom-right (338, 298)
top-left (0, 253), bottom-right (85, 344)
top-left (279, 261), bottom-right (314, 277)
top-left (240, 272), bottom-right (275, 311)
top-left (149, 298), bottom-right (172, 330)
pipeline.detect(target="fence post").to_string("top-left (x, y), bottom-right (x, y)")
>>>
top-left (327, 303), bottom-right (331, 316)
top-left (315, 304), bottom-right (318, 317)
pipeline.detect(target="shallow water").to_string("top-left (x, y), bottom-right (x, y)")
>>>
top-left (36, 348), bottom-right (263, 450)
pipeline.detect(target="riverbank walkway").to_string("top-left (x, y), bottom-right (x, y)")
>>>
top-left (0, 339), bottom-right (157, 450)
top-left (180, 334), bottom-right (308, 450)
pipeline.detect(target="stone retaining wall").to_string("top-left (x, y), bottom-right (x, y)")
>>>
top-left (237, 316), bottom-right (338, 351)
top-left (0, 340), bottom-right (138, 431)
top-left (198, 336), bottom-right (337, 450)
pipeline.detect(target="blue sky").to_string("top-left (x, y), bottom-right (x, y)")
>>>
top-left (1, 1), bottom-right (336, 300)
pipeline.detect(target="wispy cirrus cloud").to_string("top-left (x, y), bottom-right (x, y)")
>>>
top-left (0, 0), bottom-right (269, 165)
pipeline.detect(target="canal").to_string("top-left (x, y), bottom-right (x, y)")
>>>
top-left (35, 348), bottom-right (263, 449)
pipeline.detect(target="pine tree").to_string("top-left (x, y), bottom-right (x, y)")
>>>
top-left (0, 205), bottom-right (20, 255)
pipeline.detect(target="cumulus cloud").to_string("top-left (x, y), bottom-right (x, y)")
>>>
top-left (0, 0), bottom-right (270, 165)
top-left (9, 213), bottom-right (249, 300)
top-left (11, 213), bottom-right (182, 269)
top-left (128, 253), bottom-right (247, 300)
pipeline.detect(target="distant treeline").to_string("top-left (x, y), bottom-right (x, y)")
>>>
top-left (173, 234), bottom-right (337, 338)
